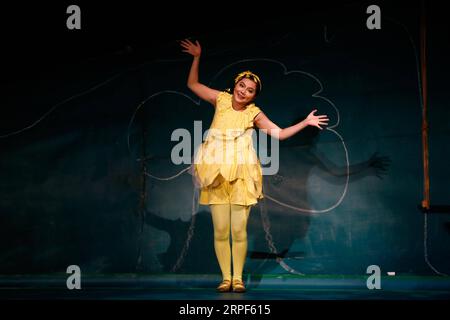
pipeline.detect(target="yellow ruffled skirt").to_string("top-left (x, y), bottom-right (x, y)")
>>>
top-left (193, 132), bottom-right (263, 206)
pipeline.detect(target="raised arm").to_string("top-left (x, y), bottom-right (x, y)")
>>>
top-left (180, 39), bottom-right (220, 106)
top-left (254, 109), bottom-right (329, 140)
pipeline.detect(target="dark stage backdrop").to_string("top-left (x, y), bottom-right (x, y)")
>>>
top-left (1, 1), bottom-right (449, 278)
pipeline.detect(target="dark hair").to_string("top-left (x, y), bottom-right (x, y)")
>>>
top-left (225, 71), bottom-right (262, 96)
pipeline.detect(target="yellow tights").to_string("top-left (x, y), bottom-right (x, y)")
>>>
top-left (210, 203), bottom-right (251, 282)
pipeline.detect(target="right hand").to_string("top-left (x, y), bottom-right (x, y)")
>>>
top-left (180, 39), bottom-right (201, 57)
top-left (304, 109), bottom-right (329, 130)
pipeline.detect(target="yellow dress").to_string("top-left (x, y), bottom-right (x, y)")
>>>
top-left (193, 91), bottom-right (263, 206)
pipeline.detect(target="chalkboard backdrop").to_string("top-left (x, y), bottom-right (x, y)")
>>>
top-left (1, 1), bottom-right (449, 280)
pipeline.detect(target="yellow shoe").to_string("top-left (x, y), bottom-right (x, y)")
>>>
top-left (232, 279), bottom-right (246, 293)
top-left (216, 280), bottom-right (232, 292)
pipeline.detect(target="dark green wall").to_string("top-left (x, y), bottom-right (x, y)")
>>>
top-left (1, 1), bottom-right (449, 277)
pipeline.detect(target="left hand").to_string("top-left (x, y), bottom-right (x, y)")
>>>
top-left (180, 39), bottom-right (201, 57)
top-left (305, 109), bottom-right (329, 130)
top-left (368, 152), bottom-right (391, 179)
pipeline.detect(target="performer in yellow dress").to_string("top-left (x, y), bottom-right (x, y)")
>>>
top-left (194, 88), bottom-right (263, 207)
top-left (181, 39), bottom-right (329, 293)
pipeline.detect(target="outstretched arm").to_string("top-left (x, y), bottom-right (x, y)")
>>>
top-left (254, 109), bottom-right (329, 140)
top-left (180, 39), bottom-right (220, 106)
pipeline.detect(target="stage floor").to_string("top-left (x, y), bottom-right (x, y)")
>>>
top-left (1, 274), bottom-right (449, 300)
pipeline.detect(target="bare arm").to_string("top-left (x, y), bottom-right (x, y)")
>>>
top-left (180, 39), bottom-right (220, 106)
top-left (254, 109), bottom-right (329, 140)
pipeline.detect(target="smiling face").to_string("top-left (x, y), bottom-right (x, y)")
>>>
top-left (233, 78), bottom-right (257, 106)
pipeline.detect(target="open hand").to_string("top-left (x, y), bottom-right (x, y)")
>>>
top-left (368, 152), bottom-right (391, 179)
top-left (305, 109), bottom-right (329, 130)
top-left (180, 39), bottom-right (201, 57)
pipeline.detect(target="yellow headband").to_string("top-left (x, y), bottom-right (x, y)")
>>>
top-left (234, 70), bottom-right (262, 92)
